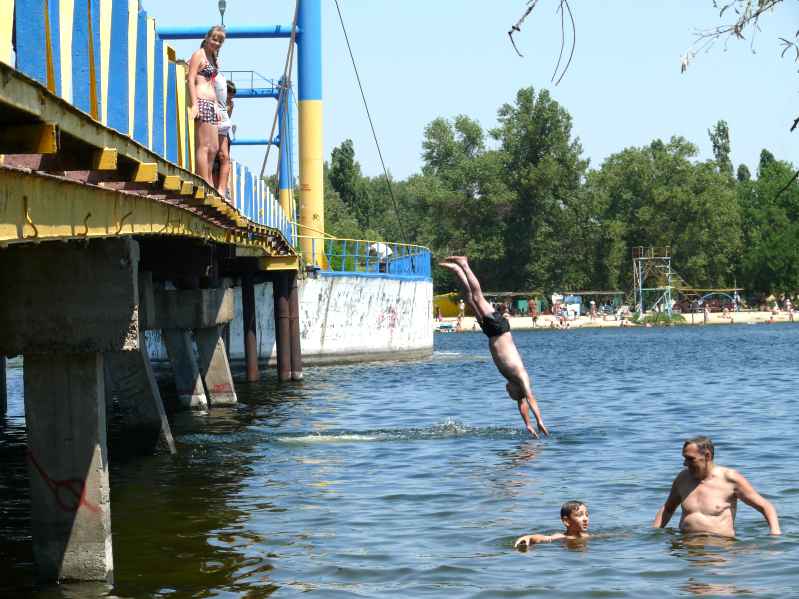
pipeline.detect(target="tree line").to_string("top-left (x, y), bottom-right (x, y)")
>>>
top-left (321, 86), bottom-right (799, 298)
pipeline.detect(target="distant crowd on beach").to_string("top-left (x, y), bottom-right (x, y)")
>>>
top-left (435, 293), bottom-right (798, 331)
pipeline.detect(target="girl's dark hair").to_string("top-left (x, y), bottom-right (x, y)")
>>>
top-left (560, 501), bottom-right (586, 519)
top-left (226, 80), bottom-right (237, 96)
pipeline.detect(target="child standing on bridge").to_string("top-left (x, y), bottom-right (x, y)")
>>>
top-left (439, 256), bottom-right (548, 438)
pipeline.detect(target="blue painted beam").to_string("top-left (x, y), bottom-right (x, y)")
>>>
top-left (232, 138), bottom-right (279, 146)
top-left (234, 88), bottom-right (280, 99)
top-left (157, 25), bottom-right (296, 40)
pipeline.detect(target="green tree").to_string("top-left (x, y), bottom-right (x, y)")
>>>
top-left (737, 164), bottom-right (751, 182)
top-left (491, 87), bottom-right (589, 291)
top-left (708, 120), bottom-right (733, 178)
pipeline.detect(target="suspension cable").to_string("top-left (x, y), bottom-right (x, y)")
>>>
top-left (333, 0), bottom-right (408, 243)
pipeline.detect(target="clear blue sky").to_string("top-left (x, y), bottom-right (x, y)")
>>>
top-left (149, 1), bottom-right (798, 180)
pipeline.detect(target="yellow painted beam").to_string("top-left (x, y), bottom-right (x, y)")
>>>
top-left (133, 162), bottom-right (158, 183)
top-left (92, 147), bottom-right (117, 170)
top-left (0, 124), bottom-right (59, 154)
top-left (258, 256), bottom-right (300, 271)
top-left (194, 185), bottom-right (206, 200)
top-left (163, 175), bottom-right (181, 191)
top-left (0, 166), bottom-right (281, 254)
top-left (179, 180), bottom-right (193, 195)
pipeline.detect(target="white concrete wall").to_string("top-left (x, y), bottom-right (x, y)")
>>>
top-left (146, 275), bottom-right (433, 365)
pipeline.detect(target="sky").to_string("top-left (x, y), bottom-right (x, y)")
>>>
top-left (148, 0), bottom-right (798, 181)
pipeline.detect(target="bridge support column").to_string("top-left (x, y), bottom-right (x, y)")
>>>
top-left (288, 274), bottom-right (303, 381)
top-left (273, 273), bottom-right (292, 382)
top-left (104, 334), bottom-right (176, 454)
top-left (242, 273), bottom-right (260, 383)
top-left (1, 356), bottom-right (6, 417)
top-left (24, 353), bottom-right (113, 583)
top-left (162, 330), bottom-right (208, 410)
top-left (196, 326), bottom-right (237, 405)
top-left (147, 284), bottom-right (234, 410)
top-left (0, 233), bottom-right (141, 584)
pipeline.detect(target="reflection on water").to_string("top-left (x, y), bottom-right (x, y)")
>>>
top-left (1, 326), bottom-right (799, 597)
top-left (682, 579), bottom-right (755, 596)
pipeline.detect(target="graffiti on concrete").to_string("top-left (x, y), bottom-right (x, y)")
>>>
top-left (26, 450), bottom-right (100, 514)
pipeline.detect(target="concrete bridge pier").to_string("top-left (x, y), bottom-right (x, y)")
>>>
top-left (273, 272), bottom-right (292, 382)
top-left (24, 354), bottom-right (113, 583)
top-left (162, 330), bottom-right (208, 410)
top-left (104, 334), bottom-right (177, 455)
top-left (147, 283), bottom-right (236, 409)
top-left (196, 325), bottom-right (237, 405)
top-left (289, 273), bottom-right (304, 381)
top-left (0, 238), bottom-right (144, 583)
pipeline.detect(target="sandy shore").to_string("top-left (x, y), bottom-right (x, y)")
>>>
top-left (435, 311), bottom-right (798, 331)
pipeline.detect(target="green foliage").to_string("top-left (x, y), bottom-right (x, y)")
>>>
top-left (320, 87), bottom-right (799, 297)
top-left (630, 312), bottom-right (687, 326)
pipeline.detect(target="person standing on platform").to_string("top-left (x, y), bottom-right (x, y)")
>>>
top-left (213, 75), bottom-right (236, 200)
top-left (188, 26), bottom-right (226, 186)
top-left (440, 256), bottom-right (548, 438)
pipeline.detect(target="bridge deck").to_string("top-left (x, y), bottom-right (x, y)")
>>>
top-left (0, 61), bottom-right (294, 261)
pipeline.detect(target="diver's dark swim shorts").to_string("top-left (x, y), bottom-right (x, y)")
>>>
top-left (479, 311), bottom-right (510, 338)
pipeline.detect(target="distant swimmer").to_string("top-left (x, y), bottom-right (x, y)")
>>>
top-left (653, 436), bottom-right (781, 537)
top-left (514, 501), bottom-right (589, 549)
top-left (439, 256), bottom-right (548, 438)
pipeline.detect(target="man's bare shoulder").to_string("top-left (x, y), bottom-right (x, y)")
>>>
top-left (717, 465), bottom-right (743, 484)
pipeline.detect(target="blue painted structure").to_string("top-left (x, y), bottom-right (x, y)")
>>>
top-left (9, 0), bottom-right (294, 243)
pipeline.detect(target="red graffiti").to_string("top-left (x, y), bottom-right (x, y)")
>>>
top-left (26, 450), bottom-right (100, 514)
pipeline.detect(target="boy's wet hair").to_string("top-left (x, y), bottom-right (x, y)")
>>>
top-left (560, 500), bottom-right (586, 519)
top-left (684, 436), bottom-right (714, 459)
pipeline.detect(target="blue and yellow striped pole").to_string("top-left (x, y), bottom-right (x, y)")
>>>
top-left (297, 0), bottom-right (324, 267)
top-left (278, 76), bottom-right (294, 243)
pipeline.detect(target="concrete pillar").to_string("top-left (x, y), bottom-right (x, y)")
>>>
top-left (273, 273), bottom-right (292, 382)
top-left (196, 326), bottom-right (237, 405)
top-left (1, 355), bottom-right (6, 417)
top-left (24, 353), bottom-right (113, 583)
top-left (105, 335), bottom-right (176, 454)
top-left (288, 274), bottom-right (303, 381)
top-left (162, 330), bottom-right (208, 410)
top-left (242, 274), bottom-right (259, 382)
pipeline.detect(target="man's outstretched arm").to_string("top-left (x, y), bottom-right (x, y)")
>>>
top-left (653, 479), bottom-right (681, 528)
top-left (733, 471), bottom-right (781, 535)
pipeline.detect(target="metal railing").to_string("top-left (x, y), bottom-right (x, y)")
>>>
top-left (298, 235), bottom-right (431, 280)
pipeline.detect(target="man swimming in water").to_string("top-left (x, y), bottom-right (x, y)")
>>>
top-left (439, 256), bottom-right (548, 438)
top-left (652, 436), bottom-right (781, 537)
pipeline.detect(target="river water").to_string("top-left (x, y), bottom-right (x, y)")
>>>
top-left (2, 324), bottom-right (799, 598)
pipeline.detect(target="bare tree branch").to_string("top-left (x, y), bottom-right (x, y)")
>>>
top-left (509, 0), bottom-right (576, 86)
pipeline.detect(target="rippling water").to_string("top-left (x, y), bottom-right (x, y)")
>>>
top-left (2, 324), bottom-right (799, 597)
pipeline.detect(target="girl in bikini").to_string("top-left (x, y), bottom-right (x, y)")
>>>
top-left (188, 25), bottom-right (226, 186)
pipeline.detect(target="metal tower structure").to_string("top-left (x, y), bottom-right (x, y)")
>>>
top-left (632, 246), bottom-right (674, 317)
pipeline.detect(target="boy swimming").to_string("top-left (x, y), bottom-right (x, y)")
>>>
top-left (514, 501), bottom-right (589, 549)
